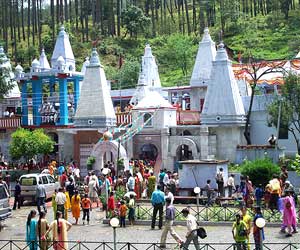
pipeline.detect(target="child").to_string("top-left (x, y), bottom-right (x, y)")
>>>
top-left (81, 194), bottom-right (92, 225)
top-left (255, 184), bottom-right (264, 207)
top-left (128, 194), bottom-right (135, 226)
top-left (107, 192), bottom-right (115, 218)
top-left (119, 200), bottom-right (128, 227)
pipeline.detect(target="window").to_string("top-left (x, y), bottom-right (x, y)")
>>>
top-left (20, 177), bottom-right (37, 186)
top-left (0, 186), bottom-right (8, 199)
top-left (279, 124), bottom-right (289, 139)
top-left (42, 176), bottom-right (48, 184)
top-left (143, 113), bottom-right (153, 127)
top-left (48, 175), bottom-right (56, 184)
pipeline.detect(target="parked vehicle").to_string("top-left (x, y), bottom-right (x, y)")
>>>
top-left (0, 184), bottom-right (11, 230)
top-left (19, 174), bottom-right (60, 204)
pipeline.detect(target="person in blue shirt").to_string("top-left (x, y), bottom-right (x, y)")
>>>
top-left (26, 210), bottom-right (38, 250)
top-left (151, 185), bottom-right (165, 229)
top-left (159, 169), bottom-right (166, 191)
top-left (57, 163), bottom-right (65, 177)
top-left (255, 184), bottom-right (264, 207)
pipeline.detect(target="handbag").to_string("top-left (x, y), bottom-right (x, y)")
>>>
top-left (197, 227), bottom-right (207, 239)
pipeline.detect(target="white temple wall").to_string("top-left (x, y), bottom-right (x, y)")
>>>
top-left (250, 110), bottom-right (299, 156)
top-left (210, 126), bottom-right (245, 162)
top-left (190, 87), bottom-right (206, 111)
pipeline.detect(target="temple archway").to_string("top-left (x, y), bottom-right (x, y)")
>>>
top-left (170, 137), bottom-right (199, 159)
top-left (176, 144), bottom-right (193, 161)
top-left (139, 143), bottom-right (158, 161)
top-left (90, 140), bottom-right (129, 173)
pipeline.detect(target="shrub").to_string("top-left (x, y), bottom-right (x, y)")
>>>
top-left (240, 158), bottom-right (280, 187)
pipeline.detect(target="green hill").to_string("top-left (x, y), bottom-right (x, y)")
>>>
top-left (2, 1), bottom-right (300, 88)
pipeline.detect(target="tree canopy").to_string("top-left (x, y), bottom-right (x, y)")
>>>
top-left (0, 50), bottom-right (15, 99)
top-left (9, 128), bottom-right (54, 161)
top-left (267, 73), bottom-right (300, 153)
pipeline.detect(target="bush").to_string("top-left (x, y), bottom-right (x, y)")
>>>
top-left (240, 158), bottom-right (280, 187)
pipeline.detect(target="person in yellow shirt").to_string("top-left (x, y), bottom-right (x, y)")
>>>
top-left (64, 188), bottom-right (71, 220)
top-left (241, 207), bottom-right (252, 250)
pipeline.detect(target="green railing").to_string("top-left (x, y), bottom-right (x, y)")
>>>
top-left (0, 240), bottom-right (299, 250)
top-left (135, 204), bottom-right (299, 223)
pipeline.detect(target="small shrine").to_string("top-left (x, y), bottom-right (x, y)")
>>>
top-left (15, 26), bottom-right (83, 127)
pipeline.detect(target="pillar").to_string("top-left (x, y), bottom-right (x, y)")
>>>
top-left (21, 82), bottom-right (28, 125)
top-left (74, 77), bottom-right (80, 110)
top-left (58, 77), bottom-right (68, 125)
top-left (32, 80), bottom-right (43, 125)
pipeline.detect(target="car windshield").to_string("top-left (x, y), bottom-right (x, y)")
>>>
top-left (0, 186), bottom-right (8, 199)
top-left (20, 177), bottom-right (37, 186)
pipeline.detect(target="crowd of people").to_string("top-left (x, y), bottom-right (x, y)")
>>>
top-left (0, 157), bottom-right (299, 250)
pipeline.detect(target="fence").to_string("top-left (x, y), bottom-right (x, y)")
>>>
top-left (135, 204), bottom-right (300, 223)
top-left (0, 240), bottom-right (299, 250)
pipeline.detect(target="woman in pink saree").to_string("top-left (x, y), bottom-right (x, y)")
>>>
top-left (281, 190), bottom-right (297, 237)
top-left (43, 211), bottom-right (72, 250)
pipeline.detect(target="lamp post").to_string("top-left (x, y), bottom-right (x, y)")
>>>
top-left (194, 187), bottom-right (201, 221)
top-left (255, 217), bottom-right (266, 250)
top-left (110, 217), bottom-right (120, 250)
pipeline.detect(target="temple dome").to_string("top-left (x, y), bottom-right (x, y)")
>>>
top-left (134, 91), bottom-right (173, 109)
top-left (15, 64), bottom-right (23, 73)
top-left (57, 56), bottom-right (65, 65)
top-left (31, 59), bottom-right (40, 68)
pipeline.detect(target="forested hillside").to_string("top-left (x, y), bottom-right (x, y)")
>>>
top-left (1, 0), bottom-right (300, 87)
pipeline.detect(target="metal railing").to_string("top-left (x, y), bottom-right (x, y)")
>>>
top-left (135, 204), bottom-right (300, 223)
top-left (0, 240), bottom-right (298, 250)
top-left (0, 117), bottom-right (21, 129)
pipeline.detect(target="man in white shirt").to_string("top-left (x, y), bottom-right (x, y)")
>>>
top-left (227, 174), bottom-right (235, 197)
top-left (181, 208), bottom-right (200, 250)
top-left (165, 187), bottom-right (174, 205)
top-left (55, 188), bottom-right (67, 218)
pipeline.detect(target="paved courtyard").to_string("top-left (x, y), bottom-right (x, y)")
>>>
top-left (0, 203), bottom-right (299, 250)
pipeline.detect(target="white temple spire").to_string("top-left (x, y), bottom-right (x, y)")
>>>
top-left (139, 44), bottom-right (161, 89)
top-left (51, 26), bottom-right (75, 71)
top-left (190, 27), bottom-right (216, 87)
top-left (201, 43), bottom-right (245, 125)
top-left (39, 48), bottom-right (51, 70)
top-left (74, 48), bottom-right (116, 128)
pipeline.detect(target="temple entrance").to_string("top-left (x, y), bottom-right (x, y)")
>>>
top-left (139, 143), bottom-right (158, 161)
top-left (176, 144), bottom-right (193, 161)
top-left (90, 140), bottom-right (129, 173)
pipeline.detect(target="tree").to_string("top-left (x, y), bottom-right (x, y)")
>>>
top-left (239, 58), bottom-right (284, 144)
top-left (241, 158), bottom-right (280, 192)
top-left (9, 128), bottom-right (54, 161)
top-left (121, 5), bottom-right (151, 38)
top-left (158, 34), bottom-right (194, 77)
top-left (115, 58), bottom-right (140, 89)
top-left (267, 73), bottom-right (300, 153)
top-left (0, 49), bottom-right (15, 99)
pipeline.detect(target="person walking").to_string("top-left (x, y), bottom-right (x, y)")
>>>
top-left (232, 214), bottom-right (248, 250)
top-left (216, 168), bottom-right (224, 197)
top-left (165, 186), bottom-right (174, 205)
top-left (254, 184), bottom-right (264, 207)
top-left (204, 179), bottom-right (213, 206)
top-left (127, 173), bottom-right (135, 192)
top-left (128, 194), bottom-right (135, 226)
top-left (119, 200), bottom-right (127, 227)
top-left (107, 192), bottom-right (116, 218)
top-left (181, 208), bottom-right (200, 250)
top-left (71, 190), bottom-right (81, 224)
top-left (43, 211), bottom-right (72, 250)
top-left (52, 189), bottom-right (58, 218)
top-left (227, 174), bottom-right (235, 197)
top-left (37, 211), bottom-right (49, 250)
top-left (26, 210), bottom-right (38, 250)
top-left (253, 207), bottom-right (265, 250)
top-left (160, 198), bottom-right (182, 249)
top-left (81, 193), bottom-right (92, 225)
top-left (36, 180), bottom-right (47, 214)
top-left (281, 190), bottom-right (297, 237)
top-left (151, 185), bottom-right (165, 229)
top-left (55, 188), bottom-right (66, 218)
top-left (269, 174), bottom-right (281, 212)
top-left (241, 207), bottom-right (252, 250)
top-left (13, 179), bottom-right (21, 210)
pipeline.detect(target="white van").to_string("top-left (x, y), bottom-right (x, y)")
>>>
top-left (0, 184), bottom-right (11, 222)
top-left (19, 174), bottom-right (60, 203)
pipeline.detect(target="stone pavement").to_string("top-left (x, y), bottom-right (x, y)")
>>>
top-left (0, 204), bottom-right (299, 248)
